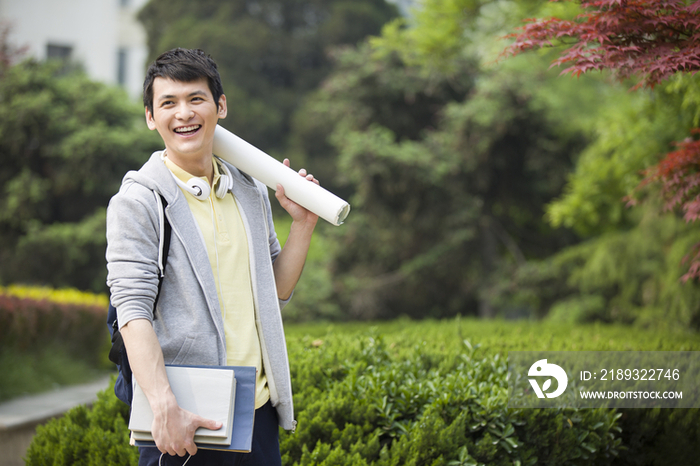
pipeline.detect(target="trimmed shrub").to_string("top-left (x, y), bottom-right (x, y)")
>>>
top-left (0, 286), bottom-right (110, 400)
top-left (25, 379), bottom-right (137, 466)
top-left (0, 285), bottom-right (109, 308)
top-left (281, 333), bottom-right (621, 466)
top-left (0, 292), bottom-right (106, 364)
top-left (25, 318), bottom-right (700, 465)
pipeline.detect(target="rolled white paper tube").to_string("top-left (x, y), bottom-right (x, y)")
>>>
top-left (212, 125), bottom-right (351, 226)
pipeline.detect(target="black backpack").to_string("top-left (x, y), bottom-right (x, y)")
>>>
top-left (106, 193), bottom-right (171, 405)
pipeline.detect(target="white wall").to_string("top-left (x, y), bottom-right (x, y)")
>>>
top-left (0, 0), bottom-right (149, 100)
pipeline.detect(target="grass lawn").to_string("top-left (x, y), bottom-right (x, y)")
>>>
top-left (0, 346), bottom-right (111, 402)
top-left (284, 316), bottom-right (700, 353)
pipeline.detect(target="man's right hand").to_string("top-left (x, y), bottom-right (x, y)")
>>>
top-left (151, 395), bottom-right (223, 456)
top-left (119, 319), bottom-right (222, 457)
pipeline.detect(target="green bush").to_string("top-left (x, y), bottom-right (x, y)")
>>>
top-left (547, 295), bottom-right (607, 324)
top-left (25, 318), bottom-right (700, 465)
top-left (281, 331), bottom-right (620, 466)
top-left (25, 378), bottom-right (137, 466)
top-left (0, 289), bottom-right (111, 400)
top-left (612, 408), bottom-right (700, 466)
top-left (0, 293), bottom-right (107, 364)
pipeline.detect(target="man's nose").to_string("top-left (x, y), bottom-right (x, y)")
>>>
top-left (176, 103), bottom-right (194, 120)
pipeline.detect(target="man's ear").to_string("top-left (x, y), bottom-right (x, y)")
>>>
top-left (145, 107), bottom-right (157, 130)
top-left (217, 95), bottom-right (227, 119)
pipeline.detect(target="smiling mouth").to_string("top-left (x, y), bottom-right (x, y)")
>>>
top-left (174, 125), bottom-right (201, 135)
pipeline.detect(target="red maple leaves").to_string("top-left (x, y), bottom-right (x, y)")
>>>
top-left (652, 130), bottom-right (700, 222)
top-left (506, 0), bottom-right (700, 280)
top-left (645, 131), bottom-right (700, 281)
top-left (507, 0), bottom-right (700, 87)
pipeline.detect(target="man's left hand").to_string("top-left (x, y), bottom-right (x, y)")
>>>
top-left (275, 159), bottom-right (320, 227)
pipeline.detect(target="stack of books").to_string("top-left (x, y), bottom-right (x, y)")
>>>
top-left (128, 365), bottom-right (256, 452)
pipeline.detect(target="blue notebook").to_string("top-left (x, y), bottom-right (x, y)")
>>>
top-left (132, 365), bottom-right (256, 452)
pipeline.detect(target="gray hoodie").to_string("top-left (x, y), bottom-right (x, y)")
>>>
top-left (106, 151), bottom-right (295, 430)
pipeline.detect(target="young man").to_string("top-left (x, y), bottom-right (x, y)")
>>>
top-left (106, 48), bottom-right (318, 466)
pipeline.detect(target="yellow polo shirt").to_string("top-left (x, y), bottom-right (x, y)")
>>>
top-left (164, 156), bottom-right (270, 408)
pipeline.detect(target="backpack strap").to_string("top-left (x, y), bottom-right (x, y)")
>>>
top-left (152, 191), bottom-right (171, 310)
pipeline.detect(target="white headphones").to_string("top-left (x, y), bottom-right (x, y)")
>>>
top-left (164, 152), bottom-right (233, 200)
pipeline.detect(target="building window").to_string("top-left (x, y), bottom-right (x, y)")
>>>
top-left (117, 48), bottom-right (128, 86)
top-left (46, 43), bottom-right (72, 61)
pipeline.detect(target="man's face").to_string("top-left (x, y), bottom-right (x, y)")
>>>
top-left (146, 77), bottom-right (227, 165)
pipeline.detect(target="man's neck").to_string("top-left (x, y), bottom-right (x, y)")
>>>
top-left (163, 149), bottom-right (214, 185)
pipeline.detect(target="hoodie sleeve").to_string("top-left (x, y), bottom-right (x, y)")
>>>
top-left (106, 182), bottom-right (162, 328)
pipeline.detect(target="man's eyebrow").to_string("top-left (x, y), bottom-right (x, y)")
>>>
top-left (156, 90), bottom-right (208, 101)
top-left (187, 90), bottom-right (208, 98)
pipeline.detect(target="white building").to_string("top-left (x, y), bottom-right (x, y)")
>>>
top-left (0, 0), bottom-right (149, 100)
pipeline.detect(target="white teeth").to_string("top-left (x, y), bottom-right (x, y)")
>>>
top-left (175, 125), bottom-right (200, 133)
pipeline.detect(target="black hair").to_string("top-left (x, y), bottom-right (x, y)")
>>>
top-left (143, 48), bottom-right (224, 116)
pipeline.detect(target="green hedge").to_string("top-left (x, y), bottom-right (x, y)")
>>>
top-left (282, 333), bottom-right (620, 466)
top-left (0, 293), bottom-right (106, 360)
top-left (25, 318), bottom-right (700, 465)
top-left (0, 289), bottom-right (110, 401)
top-left (25, 380), bottom-right (137, 466)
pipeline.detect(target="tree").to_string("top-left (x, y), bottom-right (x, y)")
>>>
top-left (297, 44), bottom-right (584, 319)
top-left (0, 58), bottom-right (161, 291)
top-left (137, 0), bottom-right (399, 155)
top-left (543, 80), bottom-right (696, 236)
top-left (505, 0), bottom-right (700, 280)
top-left (643, 129), bottom-right (700, 281)
top-left (496, 204), bottom-right (700, 329)
top-left (506, 0), bottom-right (700, 88)
top-left (0, 22), bottom-right (28, 75)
